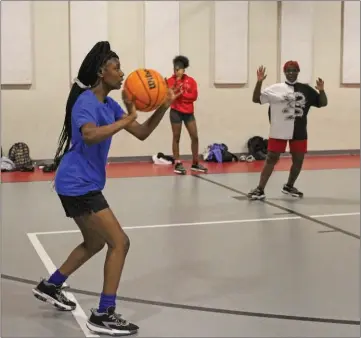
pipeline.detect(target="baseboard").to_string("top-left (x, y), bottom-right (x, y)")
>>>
top-left (33, 149), bottom-right (360, 165)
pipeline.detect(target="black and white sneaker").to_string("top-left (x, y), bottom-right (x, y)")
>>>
top-left (86, 306), bottom-right (139, 336)
top-left (247, 187), bottom-right (266, 200)
top-left (190, 163), bottom-right (208, 173)
top-left (174, 162), bottom-right (187, 175)
top-left (282, 184), bottom-right (304, 198)
top-left (32, 279), bottom-right (76, 311)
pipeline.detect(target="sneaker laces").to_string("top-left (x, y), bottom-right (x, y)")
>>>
top-left (40, 277), bottom-right (71, 302)
top-left (112, 312), bottom-right (129, 326)
top-left (90, 308), bottom-right (129, 327)
top-left (55, 285), bottom-right (71, 302)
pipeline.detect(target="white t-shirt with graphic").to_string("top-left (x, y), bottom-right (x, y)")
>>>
top-left (260, 82), bottom-right (321, 140)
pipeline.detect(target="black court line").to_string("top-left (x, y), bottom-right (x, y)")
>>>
top-left (194, 175), bottom-right (360, 240)
top-left (273, 211), bottom-right (294, 216)
top-left (2, 274), bottom-right (359, 326)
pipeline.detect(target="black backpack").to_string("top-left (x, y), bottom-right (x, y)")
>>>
top-left (8, 142), bottom-right (35, 171)
top-left (247, 136), bottom-right (268, 160)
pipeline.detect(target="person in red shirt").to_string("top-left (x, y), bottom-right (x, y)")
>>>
top-left (167, 55), bottom-right (207, 174)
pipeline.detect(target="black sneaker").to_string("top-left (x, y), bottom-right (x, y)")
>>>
top-left (86, 306), bottom-right (139, 336)
top-left (32, 279), bottom-right (76, 311)
top-left (247, 187), bottom-right (266, 200)
top-left (282, 184), bottom-right (303, 198)
top-left (174, 162), bottom-right (186, 175)
top-left (190, 163), bottom-right (208, 173)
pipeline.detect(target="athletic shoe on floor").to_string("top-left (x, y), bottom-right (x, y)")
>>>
top-left (281, 184), bottom-right (304, 198)
top-left (32, 279), bottom-right (76, 311)
top-left (190, 163), bottom-right (208, 173)
top-left (247, 187), bottom-right (266, 200)
top-left (86, 306), bottom-right (139, 336)
top-left (174, 162), bottom-right (187, 174)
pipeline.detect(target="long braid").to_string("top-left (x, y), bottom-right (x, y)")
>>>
top-left (54, 41), bottom-right (118, 166)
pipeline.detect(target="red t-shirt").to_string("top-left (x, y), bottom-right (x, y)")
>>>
top-left (167, 74), bottom-right (198, 114)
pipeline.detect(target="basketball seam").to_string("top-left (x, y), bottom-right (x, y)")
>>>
top-left (124, 83), bottom-right (149, 107)
top-left (157, 75), bottom-right (167, 107)
top-left (136, 70), bottom-right (152, 110)
top-left (153, 73), bottom-right (160, 111)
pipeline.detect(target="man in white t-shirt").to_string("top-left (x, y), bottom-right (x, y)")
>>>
top-left (247, 61), bottom-right (328, 200)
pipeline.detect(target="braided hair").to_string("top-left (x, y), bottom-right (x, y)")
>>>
top-left (54, 41), bottom-right (119, 165)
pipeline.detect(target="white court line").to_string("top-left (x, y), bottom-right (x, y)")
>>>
top-left (27, 233), bottom-right (99, 338)
top-left (27, 210), bottom-right (359, 336)
top-left (30, 212), bottom-right (360, 236)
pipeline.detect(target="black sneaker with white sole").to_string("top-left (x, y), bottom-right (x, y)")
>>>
top-left (247, 187), bottom-right (266, 200)
top-left (86, 306), bottom-right (139, 336)
top-left (32, 279), bottom-right (76, 311)
top-left (174, 162), bottom-right (187, 174)
top-left (281, 184), bottom-right (304, 198)
top-left (191, 163), bottom-right (208, 173)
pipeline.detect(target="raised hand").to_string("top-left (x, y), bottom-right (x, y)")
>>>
top-left (315, 77), bottom-right (324, 91)
top-left (164, 86), bottom-right (183, 105)
top-left (163, 77), bottom-right (183, 106)
top-left (257, 65), bottom-right (267, 82)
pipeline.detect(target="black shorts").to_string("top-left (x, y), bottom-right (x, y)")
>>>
top-left (170, 108), bottom-right (195, 124)
top-left (58, 190), bottom-right (109, 218)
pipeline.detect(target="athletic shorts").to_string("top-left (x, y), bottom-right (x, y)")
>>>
top-left (170, 108), bottom-right (195, 124)
top-left (58, 190), bottom-right (109, 218)
top-left (268, 138), bottom-right (307, 153)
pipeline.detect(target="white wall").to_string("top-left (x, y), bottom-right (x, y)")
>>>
top-left (1, 1), bottom-right (360, 160)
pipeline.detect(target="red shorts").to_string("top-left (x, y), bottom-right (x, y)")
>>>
top-left (268, 138), bottom-right (307, 153)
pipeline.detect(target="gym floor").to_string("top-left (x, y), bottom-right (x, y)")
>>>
top-left (1, 154), bottom-right (360, 337)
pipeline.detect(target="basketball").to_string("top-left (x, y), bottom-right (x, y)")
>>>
top-left (123, 69), bottom-right (168, 112)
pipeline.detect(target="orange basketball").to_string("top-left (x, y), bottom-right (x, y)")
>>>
top-left (123, 69), bottom-right (168, 112)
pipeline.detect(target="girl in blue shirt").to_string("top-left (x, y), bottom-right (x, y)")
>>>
top-left (32, 41), bottom-right (181, 336)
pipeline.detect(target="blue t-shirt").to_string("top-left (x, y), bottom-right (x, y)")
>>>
top-left (55, 90), bottom-right (125, 196)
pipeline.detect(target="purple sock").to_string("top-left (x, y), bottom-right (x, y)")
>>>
top-left (47, 269), bottom-right (68, 286)
top-left (98, 293), bottom-right (116, 313)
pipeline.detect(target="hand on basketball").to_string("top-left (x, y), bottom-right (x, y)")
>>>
top-left (257, 66), bottom-right (267, 82)
top-left (122, 89), bottom-right (133, 105)
top-left (315, 77), bottom-right (324, 91)
top-left (121, 90), bottom-right (137, 117)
